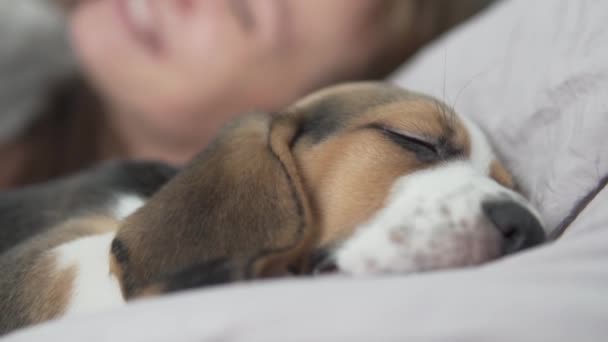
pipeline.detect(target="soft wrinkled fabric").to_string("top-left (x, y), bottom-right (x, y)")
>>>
top-left (3, 190), bottom-right (608, 342)
top-left (391, 0), bottom-right (608, 233)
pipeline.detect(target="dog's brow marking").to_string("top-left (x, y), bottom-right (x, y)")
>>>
top-left (430, 99), bottom-right (456, 140)
top-left (433, 99), bottom-right (458, 135)
top-left (295, 86), bottom-right (410, 144)
top-left (297, 102), bottom-right (345, 144)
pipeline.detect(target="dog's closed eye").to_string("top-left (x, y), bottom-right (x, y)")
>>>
top-left (372, 125), bottom-right (439, 162)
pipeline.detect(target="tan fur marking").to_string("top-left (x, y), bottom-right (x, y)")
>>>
top-left (292, 92), bottom-right (470, 247)
top-left (490, 160), bottom-right (514, 188)
top-left (9, 215), bottom-right (119, 330)
top-left (23, 256), bottom-right (76, 325)
top-left (450, 112), bottom-right (471, 157)
top-left (136, 284), bottom-right (164, 298)
top-left (295, 128), bottom-right (425, 245)
top-left (109, 254), bottom-right (126, 299)
top-left (362, 99), bottom-right (471, 160)
top-left (353, 100), bottom-right (446, 136)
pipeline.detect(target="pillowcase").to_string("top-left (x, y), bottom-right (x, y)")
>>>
top-left (391, 0), bottom-right (608, 234)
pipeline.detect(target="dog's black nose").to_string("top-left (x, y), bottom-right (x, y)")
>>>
top-left (482, 200), bottom-right (546, 254)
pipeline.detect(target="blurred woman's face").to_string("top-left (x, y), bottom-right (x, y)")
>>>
top-left (70, 0), bottom-right (385, 141)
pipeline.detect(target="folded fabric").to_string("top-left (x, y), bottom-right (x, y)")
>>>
top-left (3, 189), bottom-right (607, 342)
top-left (391, 0), bottom-right (608, 235)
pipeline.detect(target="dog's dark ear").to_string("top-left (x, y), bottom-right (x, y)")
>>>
top-left (110, 113), bottom-right (315, 299)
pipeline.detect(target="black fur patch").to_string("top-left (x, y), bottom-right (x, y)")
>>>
top-left (0, 160), bottom-right (177, 254)
top-left (110, 238), bottom-right (137, 298)
top-left (296, 100), bottom-right (348, 144)
top-left (294, 85), bottom-right (414, 144)
top-left (162, 259), bottom-right (240, 293)
top-left (110, 239), bottom-right (129, 265)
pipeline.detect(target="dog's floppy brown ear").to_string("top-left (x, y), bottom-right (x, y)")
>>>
top-left (111, 112), bottom-right (315, 299)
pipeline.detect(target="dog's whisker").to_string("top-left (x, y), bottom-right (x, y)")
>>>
top-left (442, 47), bottom-right (450, 106)
top-left (450, 66), bottom-right (495, 113)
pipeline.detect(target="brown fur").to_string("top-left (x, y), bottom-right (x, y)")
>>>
top-left (1, 81), bottom-right (511, 335)
top-left (490, 160), bottom-right (514, 188)
top-left (0, 215), bottom-right (119, 334)
top-left (289, 84), bottom-right (470, 247)
top-left (22, 257), bottom-right (76, 326)
top-left (112, 112), bottom-right (315, 298)
top-left (110, 82), bottom-right (475, 297)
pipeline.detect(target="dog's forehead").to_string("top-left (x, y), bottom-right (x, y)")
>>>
top-left (288, 83), bottom-right (459, 144)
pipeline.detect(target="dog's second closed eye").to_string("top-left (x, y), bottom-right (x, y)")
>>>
top-left (0, 82), bottom-right (545, 335)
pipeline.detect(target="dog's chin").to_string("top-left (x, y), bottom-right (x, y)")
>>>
top-left (330, 224), bottom-right (504, 276)
top-left (318, 162), bottom-right (545, 277)
top-left (312, 223), bottom-right (510, 277)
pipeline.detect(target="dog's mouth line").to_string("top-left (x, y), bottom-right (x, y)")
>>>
top-left (313, 260), bottom-right (339, 275)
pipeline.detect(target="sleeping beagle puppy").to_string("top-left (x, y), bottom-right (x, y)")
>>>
top-left (0, 82), bottom-right (545, 335)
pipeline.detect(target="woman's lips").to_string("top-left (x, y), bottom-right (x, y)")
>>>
top-left (116, 0), bottom-right (163, 54)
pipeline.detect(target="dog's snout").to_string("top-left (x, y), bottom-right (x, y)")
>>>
top-left (482, 200), bottom-right (545, 254)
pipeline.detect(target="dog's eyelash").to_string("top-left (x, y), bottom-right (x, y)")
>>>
top-left (375, 127), bottom-right (439, 161)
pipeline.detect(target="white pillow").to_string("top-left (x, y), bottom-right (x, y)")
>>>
top-left (391, 0), bottom-right (608, 234)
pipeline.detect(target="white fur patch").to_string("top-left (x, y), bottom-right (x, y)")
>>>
top-left (334, 117), bottom-right (544, 275)
top-left (52, 233), bottom-right (125, 317)
top-left (111, 194), bottom-right (145, 220)
top-left (459, 114), bottom-right (495, 174)
top-left (44, 194), bottom-right (143, 318)
top-left (336, 162), bottom-right (511, 275)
